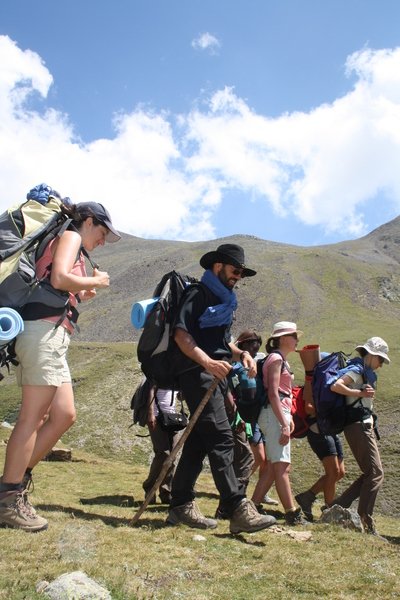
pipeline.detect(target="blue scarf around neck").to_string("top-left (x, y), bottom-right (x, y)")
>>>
top-left (198, 269), bottom-right (238, 329)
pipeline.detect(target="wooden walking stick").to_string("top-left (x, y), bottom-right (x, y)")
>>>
top-left (130, 376), bottom-right (219, 526)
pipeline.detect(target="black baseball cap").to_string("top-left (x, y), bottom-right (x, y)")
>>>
top-left (76, 202), bottom-right (121, 243)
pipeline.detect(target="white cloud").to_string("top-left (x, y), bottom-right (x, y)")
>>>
top-left (191, 32), bottom-right (221, 54)
top-left (182, 48), bottom-right (400, 237)
top-left (0, 35), bottom-right (400, 242)
top-left (0, 36), bottom-right (219, 241)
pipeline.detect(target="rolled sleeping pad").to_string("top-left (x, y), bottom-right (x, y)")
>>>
top-left (0, 307), bottom-right (24, 342)
top-left (131, 298), bottom-right (159, 329)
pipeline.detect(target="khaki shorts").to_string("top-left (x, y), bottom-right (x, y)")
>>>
top-left (15, 320), bottom-right (71, 386)
top-left (258, 405), bottom-right (291, 464)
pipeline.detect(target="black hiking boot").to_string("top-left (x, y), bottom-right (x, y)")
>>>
top-left (295, 490), bottom-right (316, 522)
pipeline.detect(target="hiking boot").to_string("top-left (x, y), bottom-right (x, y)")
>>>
top-left (0, 491), bottom-right (48, 532)
top-left (295, 490), bottom-right (316, 522)
top-left (215, 505), bottom-right (230, 520)
top-left (285, 507), bottom-right (309, 526)
top-left (361, 517), bottom-right (388, 543)
top-left (166, 501), bottom-right (217, 529)
top-left (22, 471), bottom-right (37, 516)
top-left (263, 494), bottom-right (279, 506)
top-left (230, 499), bottom-right (276, 534)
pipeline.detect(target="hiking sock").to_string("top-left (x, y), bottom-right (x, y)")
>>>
top-left (0, 481), bottom-right (23, 494)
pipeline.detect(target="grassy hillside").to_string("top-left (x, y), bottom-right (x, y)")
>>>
top-left (73, 217), bottom-right (400, 345)
top-left (1, 220), bottom-right (399, 598)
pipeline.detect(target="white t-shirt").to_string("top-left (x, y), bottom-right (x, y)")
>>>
top-left (344, 371), bottom-right (373, 424)
top-left (154, 389), bottom-right (177, 416)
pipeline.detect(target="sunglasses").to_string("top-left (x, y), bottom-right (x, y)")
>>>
top-left (377, 356), bottom-right (385, 365)
top-left (224, 263), bottom-right (244, 277)
top-left (283, 333), bottom-right (298, 340)
top-left (241, 337), bottom-right (262, 346)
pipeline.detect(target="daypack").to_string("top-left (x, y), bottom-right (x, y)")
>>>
top-left (229, 361), bottom-right (258, 424)
top-left (232, 352), bottom-right (285, 424)
top-left (130, 377), bottom-right (152, 427)
top-left (312, 351), bottom-right (352, 435)
top-left (290, 385), bottom-right (309, 438)
top-left (136, 270), bottom-right (197, 389)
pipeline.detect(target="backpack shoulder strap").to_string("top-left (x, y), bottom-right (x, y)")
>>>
top-left (268, 350), bottom-right (287, 373)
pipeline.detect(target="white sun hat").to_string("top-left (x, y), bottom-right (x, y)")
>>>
top-left (270, 321), bottom-right (303, 338)
top-left (355, 337), bottom-right (390, 364)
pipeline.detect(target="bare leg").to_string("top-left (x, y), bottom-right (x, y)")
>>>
top-left (250, 441), bottom-right (265, 475)
top-left (318, 456), bottom-right (345, 505)
top-left (28, 383), bottom-right (76, 469)
top-left (2, 385), bottom-right (56, 484)
top-left (272, 461), bottom-right (295, 511)
top-left (252, 459), bottom-right (275, 504)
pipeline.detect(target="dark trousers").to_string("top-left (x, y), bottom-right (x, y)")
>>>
top-left (171, 368), bottom-right (246, 515)
top-left (232, 427), bottom-right (254, 492)
top-left (142, 424), bottom-right (181, 502)
top-left (334, 421), bottom-right (383, 524)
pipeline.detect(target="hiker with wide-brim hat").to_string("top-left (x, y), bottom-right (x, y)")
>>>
top-left (330, 336), bottom-right (390, 538)
top-left (257, 321), bottom-right (309, 526)
top-left (199, 243), bottom-right (257, 278)
top-left (166, 243), bottom-right (277, 534)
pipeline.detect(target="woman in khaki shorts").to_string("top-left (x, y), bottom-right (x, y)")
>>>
top-left (0, 200), bottom-right (120, 531)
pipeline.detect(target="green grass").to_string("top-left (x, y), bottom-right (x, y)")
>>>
top-left (0, 341), bottom-right (399, 599)
top-left (0, 445), bottom-right (399, 600)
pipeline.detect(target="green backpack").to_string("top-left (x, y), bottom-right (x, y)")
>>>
top-left (0, 188), bottom-right (95, 376)
top-left (0, 193), bottom-right (71, 311)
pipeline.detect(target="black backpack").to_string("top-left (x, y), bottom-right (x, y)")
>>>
top-left (136, 270), bottom-right (197, 389)
top-left (130, 377), bottom-right (152, 427)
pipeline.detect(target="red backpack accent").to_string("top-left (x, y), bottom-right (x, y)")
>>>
top-left (290, 385), bottom-right (309, 439)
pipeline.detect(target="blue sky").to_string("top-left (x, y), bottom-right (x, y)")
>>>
top-left (0, 0), bottom-right (400, 245)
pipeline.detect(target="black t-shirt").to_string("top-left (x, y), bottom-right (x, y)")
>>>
top-left (174, 283), bottom-right (233, 360)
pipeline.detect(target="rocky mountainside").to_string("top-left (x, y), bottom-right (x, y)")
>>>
top-left (75, 215), bottom-right (400, 346)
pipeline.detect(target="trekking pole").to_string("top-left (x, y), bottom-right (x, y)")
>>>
top-left (130, 376), bottom-right (219, 526)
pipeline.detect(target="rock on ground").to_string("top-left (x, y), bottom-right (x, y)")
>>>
top-left (38, 570), bottom-right (111, 600)
top-left (319, 504), bottom-right (363, 532)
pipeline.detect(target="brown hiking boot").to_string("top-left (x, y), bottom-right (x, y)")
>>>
top-left (22, 471), bottom-right (37, 517)
top-left (230, 499), bottom-right (276, 534)
top-left (0, 491), bottom-right (48, 532)
top-left (166, 501), bottom-right (217, 529)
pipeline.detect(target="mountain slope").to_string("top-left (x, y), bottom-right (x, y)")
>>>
top-left (75, 216), bottom-right (400, 345)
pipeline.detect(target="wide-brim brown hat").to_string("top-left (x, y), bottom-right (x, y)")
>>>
top-left (199, 243), bottom-right (257, 277)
